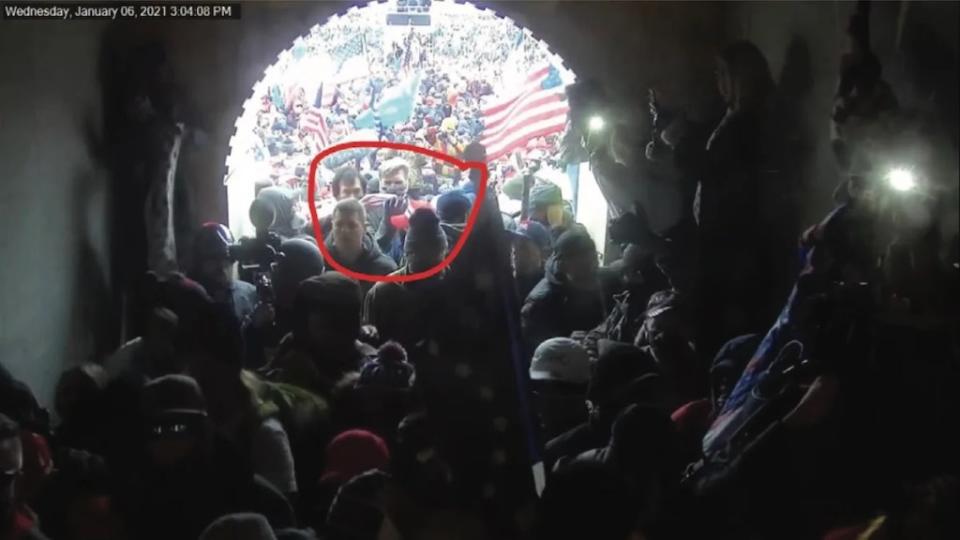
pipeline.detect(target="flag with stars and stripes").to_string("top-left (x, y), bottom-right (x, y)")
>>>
top-left (481, 64), bottom-right (569, 162)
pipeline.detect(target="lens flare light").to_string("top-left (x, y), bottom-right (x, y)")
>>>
top-left (887, 167), bottom-right (917, 192)
top-left (588, 115), bottom-right (605, 132)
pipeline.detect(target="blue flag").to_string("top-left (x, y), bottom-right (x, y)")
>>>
top-left (354, 72), bottom-right (421, 129)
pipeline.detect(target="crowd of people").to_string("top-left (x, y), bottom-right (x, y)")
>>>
top-left (3, 4), bottom-right (960, 540)
top-left (238, 4), bottom-right (566, 231)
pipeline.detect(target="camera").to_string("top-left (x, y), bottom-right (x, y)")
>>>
top-left (231, 198), bottom-right (284, 289)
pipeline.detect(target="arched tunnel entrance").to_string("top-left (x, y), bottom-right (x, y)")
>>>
top-left (222, 0), bottom-right (609, 248)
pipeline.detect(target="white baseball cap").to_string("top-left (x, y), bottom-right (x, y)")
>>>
top-left (530, 338), bottom-right (591, 385)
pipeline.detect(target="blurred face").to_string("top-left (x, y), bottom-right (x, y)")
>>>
top-left (560, 250), bottom-right (599, 287)
top-left (146, 421), bottom-right (200, 469)
top-left (546, 204), bottom-right (565, 229)
top-left (620, 246), bottom-right (647, 288)
top-left (333, 210), bottom-right (365, 259)
top-left (406, 241), bottom-right (445, 274)
top-left (383, 169), bottom-right (408, 196)
top-left (55, 371), bottom-right (97, 422)
top-left (307, 310), bottom-right (343, 348)
top-left (198, 256), bottom-right (232, 290)
top-left (513, 238), bottom-right (544, 276)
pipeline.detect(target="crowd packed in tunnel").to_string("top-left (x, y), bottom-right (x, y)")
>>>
top-left (2, 3), bottom-right (959, 540)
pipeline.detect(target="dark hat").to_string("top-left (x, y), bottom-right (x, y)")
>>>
top-left (277, 238), bottom-right (325, 283)
top-left (325, 470), bottom-right (391, 540)
top-left (294, 273), bottom-right (362, 339)
top-left (142, 374), bottom-right (207, 419)
top-left (435, 190), bottom-right (472, 223)
top-left (588, 340), bottom-right (660, 404)
top-left (144, 272), bottom-right (213, 318)
top-left (711, 333), bottom-right (762, 377)
top-left (554, 230), bottom-right (596, 258)
top-left (358, 341), bottom-right (415, 389)
top-left (199, 513), bottom-right (276, 540)
top-left (404, 208), bottom-right (447, 253)
top-left (529, 182), bottom-right (563, 208)
top-left (509, 220), bottom-right (553, 254)
top-left (256, 186), bottom-right (305, 232)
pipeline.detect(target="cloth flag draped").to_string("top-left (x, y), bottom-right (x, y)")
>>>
top-left (481, 64), bottom-right (569, 161)
top-left (353, 72), bottom-right (422, 130)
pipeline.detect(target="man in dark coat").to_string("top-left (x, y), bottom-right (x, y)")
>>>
top-left (327, 199), bottom-right (397, 295)
top-left (267, 273), bottom-right (375, 398)
top-left (245, 238), bottom-right (326, 369)
top-left (364, 209), bottom-right (449, 351)
top-left (544, 340), bottom-right (663, 471)
top-left (188, 223), bottom-right (258, 322)
top-left (509, 220), bottom-right (553, 302)
top-left (521, 230), bottom-right (609, 355)
top-left (318, 166), bottom-right (368, 239)
top-left (125, 375), bottom-right (294, 540)
top-left (582, 243), bottom-right (668, 359)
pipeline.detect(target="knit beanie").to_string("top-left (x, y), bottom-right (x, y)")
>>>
top-left (404, 208), bottom-right (447, 254)
top-left (357, 342), bottom-right (415, 389)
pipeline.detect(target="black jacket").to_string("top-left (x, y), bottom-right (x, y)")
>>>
top-left (516, 270), bottom-right (544, 303)
top-left (328, 233), bottom-right (398, 295)
top-left (521, 257), bottom-right (609, 355)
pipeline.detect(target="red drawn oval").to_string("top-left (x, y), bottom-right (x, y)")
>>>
top-left (307, 141), bottom-right (488, 283)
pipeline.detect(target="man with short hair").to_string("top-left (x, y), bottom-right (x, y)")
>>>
top-left (328, 199), bottom-right (397, 295)
top-left (370, 158), bottom-right (413, 263)
top-left (330, 166), bottom-right (365, 201)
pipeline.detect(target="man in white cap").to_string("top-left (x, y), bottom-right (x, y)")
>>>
top-left (528, 337), bottom-right (592, 441)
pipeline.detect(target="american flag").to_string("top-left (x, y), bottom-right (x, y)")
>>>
top-left (302, 83), bottom-right (331, 148)
top-left (481, 64), bottom-right (569, 161)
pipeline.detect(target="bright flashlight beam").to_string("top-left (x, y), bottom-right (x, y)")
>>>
top-left (588, 115), bottom-right (605, 132)
top-left (887, 168), bottom-right (916, 192)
